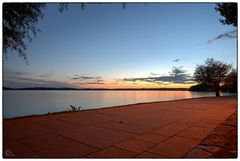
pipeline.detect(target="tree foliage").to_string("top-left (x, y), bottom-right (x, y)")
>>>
top-left (188, 83), bottom-right (212, 92)
top-left (215, 3), bottom-right (237, 27)
top-left (58, 2), bottom-right (126, 12)
top-left (194, 58), bottom-right (232, 96)
top-left (222, 69), bottom-right (237, 93)
top-left (3, 3), bottom-right (46, 62)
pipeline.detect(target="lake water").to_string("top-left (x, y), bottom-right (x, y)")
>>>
top-left (3, 90), bottom-right (233, 119)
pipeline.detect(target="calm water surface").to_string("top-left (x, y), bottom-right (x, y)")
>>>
top-left (3, 90), bottom-right (233, 118)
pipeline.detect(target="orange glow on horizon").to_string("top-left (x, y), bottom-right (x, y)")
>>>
top-left (71, 81), bottom-right (196, 89)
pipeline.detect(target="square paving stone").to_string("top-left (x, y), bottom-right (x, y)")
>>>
top-left (150, 109), bottom-right (194, 122)
top-left (115, 139), bottom-right (155, 153)
top-left (147, 142), bottom-right (192, 158)
top-left (59, 115), bottom-right (110, 126)
top-left (195, 122), bottom-right (219, 128)
top-left (136, 152), bottom-right (166, 158)
top-left (37, 119), bottom-right (81, 131)
top-left (3, 141), bottom-right (39, 158)
top-left (4, 123), bottom-right (55, 141)
top-left (164, 135), bottom-right (201, 149)
top-left (200, 119), bottom-right (223, 124)
top-left (151, 128), bottom-right (182, 137)
top-left (58, 126), bottom-right (136, 149)
top-left (164, 122), bottom-right (193, 130)
top-left (135, 133), bottom-right (168, 144)
top-left (19, 133), bottom-right (98, 158)
top-left (88, 147), bottom-right (137, 158)
top-left (178, 126), bottom-right (213, 139)
top-left (97, 122), bottom-right (151, 134)
top-left (123, 117), bottom-right (172, 130)
top-left (150, 122), bottom-right (192, 137)
top-left (4, 117), bottom-right (49, 126)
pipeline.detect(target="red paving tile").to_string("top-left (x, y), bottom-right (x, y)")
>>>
top-left (195, 122), bottom-right (219, 128)
top-left (37, 119), bottom-right (81, 131)
top-left (123, 117), bottom-right (173, 130)
top-left (19, 133), bottom-right (98, 158)
top-left (3, 141), bottom-right (39, 158)
top-left (150, 122), bottom-right (193, 136)
top-left (4, 123), bottom-right (55, 141)
top-left (88, 147), bottom-right (137, 158)
top-left (179, 112), bottom-right (208, 123)
top-left (135, 133), bottom-right (168, 144)
top-left (201, 118), bottom-right (223, 124)
top-left (97, 121), bottom-right (151, 134)
top-left (115, 139), bottom-right (155, 153)
top-left (147, 142), bottom-right (192, 158)
top-left (148, 109), bottom-right (198, 122)
top-left (57, 126), bottom-right (136, 149)
top-left (136, 151), bottom-right (166, 158)
top-left (178, 126), bottom-right (213, 139)
top-left (59, 115), bottom-right (110, 126)
top-left (4, 117), bottom-right (49, 126)
top-left (151, 127), bottom-right (183, 137)
top-left (164, 135), bottom-right (201, 149)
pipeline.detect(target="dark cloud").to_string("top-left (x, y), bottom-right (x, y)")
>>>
top-left (207, 30), bottom-right (237, 44)
top-left (4, 69), bottom-right (72, 88)
top-left (4, 75), bottom-right (72, 88)
top-left (71, 75), bottom-right (105, 85)
top-left (71, 76), bottom-right (102, 80)
top-left (121, 66), bottom-right (194, 85)
top-left (173, 58), bottom-right (180, 62)
top-left (170, 66), bottom-right (185, 76)
top-left (72, 81), bottom-right (104, 85)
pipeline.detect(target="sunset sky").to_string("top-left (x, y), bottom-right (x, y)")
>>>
top-left (4, 3), bottom-right (237, 89)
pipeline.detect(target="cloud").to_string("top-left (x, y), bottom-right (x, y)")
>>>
top-left (207, 30), bottom-right (237, 44)
top-left (71, 75), bottom-right (105, 85)
top-left (4, 68), bottom-right (72, 88)
top-left (75, 82), bottom-right (105, 85)
top-left (173, 58), bottom-right (180, 62)
top-left (4, 75), bottom-right (72, 88)
top-left (150, 72), bottom-right (160, 76)
top-left (71, 76), bottom-right (102, 80)
top-left (121, 66), bottom-right (194, 85)
top-left (4, 69), bottom-right (32, 76)
top-left (38, 72), bottom-right (54, 78)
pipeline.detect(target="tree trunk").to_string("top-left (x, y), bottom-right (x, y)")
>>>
top-left (216, 90), bottom-right (220, 97)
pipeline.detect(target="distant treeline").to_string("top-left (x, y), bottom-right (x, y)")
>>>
top-left (3, 86), bottom-right (188, 91)
top-left (189, 83), bottom-right (237, 93)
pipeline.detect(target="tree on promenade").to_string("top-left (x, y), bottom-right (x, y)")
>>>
top-left (194, 58), bottom-right (232, 96)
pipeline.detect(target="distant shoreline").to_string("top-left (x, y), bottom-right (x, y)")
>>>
top-left (3, 87), bottom-right (188, 91)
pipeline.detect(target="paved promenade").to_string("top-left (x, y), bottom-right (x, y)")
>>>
top-left (3, 96), bottom-right (237, 158)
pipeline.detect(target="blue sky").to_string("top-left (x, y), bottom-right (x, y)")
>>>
top-left (4, 3), bottom-right (237, 88)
